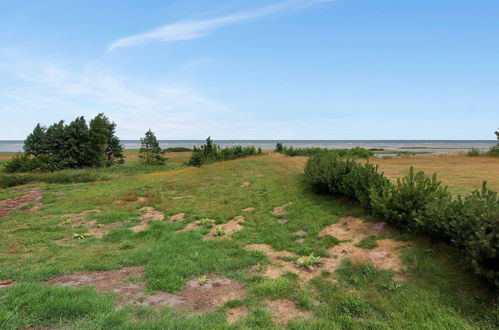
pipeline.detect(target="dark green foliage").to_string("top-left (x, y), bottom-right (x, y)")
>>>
top-left (304, 154), bottom-right (389, 208)
top-left (305, 155), bottom-right (499, 287)
top-left (187, 137), bottom-right (262, 166)
top-left (370, 167), bottom-right (451, 230)
top-left (3, 114), bottom-right (123, 173)
top-left (486, 128), bottom-right (499, 157)
top-left (165, 147), bottom-right (192, 152)
top-left (139, 130), bottom-right (166, 165)
top-left (275, 143), bottom-right (372, 159)
top-left (23, 124), bottom-right (48, 157)
top-left (467, 148), bottom-right (481, 157)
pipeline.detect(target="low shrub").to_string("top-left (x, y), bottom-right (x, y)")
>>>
top-left (467, 148), bottom-right (481, 157)
top-left (187, 137), bottom-right (262, 166)
top-left (275, 143), bottom-right (372, 159)
top-left (487, 145), bottom-right (499, 157)
top-left (370, 167), bottom-right (451, 230)
top-left (3, 154), bottom-right (56, 173)
top-left (304, 155), bottom-right (499, 288)
top-left (165, 147), bottom-right (191, 152)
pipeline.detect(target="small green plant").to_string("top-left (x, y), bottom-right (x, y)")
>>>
top-left (196, 218), bottom-right (211, 226)
top-left (72, 232), bottom-right (92, 240)
top-left (198, 275), bottom-right (208, 285)
top-left (467, 148), bottom-right (481, 157)
top-left (215, 227), bottom-right (225, 236)
top-left (296, 254), bottom-right (322, 270)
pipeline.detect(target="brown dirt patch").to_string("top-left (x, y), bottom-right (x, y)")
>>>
top-left (226, 306), bottom-right (249, 324)
top-left (181, 277), bottom-right (246, 312)
top-left (122, 194), bottom-right (138, 202)
top-left (243, 207), bottom-right (255, 212)
top-left (28, 203), bottom-right (44, 212)
top-left (0, 188), bottom-right (43, 218)
top-left (204, 216), bottom-right (245, 240)
top-left (267, 299), bottom-right (312, 326)
top-left (241, 181), bottom-right (251, 187)
top-left (136, 197), bottom-right (148, 203)
top-left (173, 195), bottom-right (194, 200)
top-left (164, 190), bottom-right (177, 194)
top-left (272, 202), bottom-right (293, 215)
top-left (61, 209), bottom-right (101, 221)
top-left (47, 268), bottom-right (245, 312)
top-left (0, 279), bottom-right (14, 288)
top-left (57, 217), bottom-right (123, 239)
top-left (350, 239), bottom-right (405, 271)
top-left (169, 213), bottom-right (185, 222)
top-left (318, 217), bottom-right (388, 243)
top-left (130, 207), bottom-right (165, 232)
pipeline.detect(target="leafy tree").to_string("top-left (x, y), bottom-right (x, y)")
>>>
top-left (139, 130), bottom-right (166, 165)
top-left (88, 113), bottom-right (124, 167)
top-left (495, 128), bottom-right (498, 142)
top-left (24, 124), bottom-right (48, 157)
top-left (64, 116), bottom-right (90, 168)
top-left (45, 121), bottom-right (67, 169)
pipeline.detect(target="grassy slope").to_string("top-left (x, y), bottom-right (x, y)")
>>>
top-left (0, 154), bottom-right (497, 329)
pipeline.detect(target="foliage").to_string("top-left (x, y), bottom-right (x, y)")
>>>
top-left (165, 147), bottom-right (192, 152)
top-left (275, 143), bottom-right (372, 159)
top-left (5, 113), bottom-right (123, 173)
top-left (187, 137), bottom-right (262, 166)
top-left (296, 254), bottom-right (322, 270)
top-left (215, 227), bottom-right (226, 236)
top-left (467, 148), bottom-right (481, 157)
top-left (487, 145), bottom-right (499, 157)
top-left (138, 130), bottom-right (167, 165)
top-left (305, 155), bottom-right (499, 287)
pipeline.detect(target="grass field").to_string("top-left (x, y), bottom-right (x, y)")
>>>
top-left (370, 153), bottom-right (499, 195)
top-left (0, 153), bottom-right (497, 329)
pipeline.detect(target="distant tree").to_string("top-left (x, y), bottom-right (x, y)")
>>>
top-left (139, 130), bottom-right (166, 165)
top-left (45, 120), bottom-right (67, 169)
top-left (495, 128), bottom-right (498, 142)
top-left (24, 123), bottom-right (48, 157)
top-left (64, 116), bottom-right (90, 168)
top-left (88, 113), bottom-right (124, 167)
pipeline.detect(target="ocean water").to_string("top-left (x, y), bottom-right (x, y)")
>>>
top-left (0, 140), bottom-right (496, 154)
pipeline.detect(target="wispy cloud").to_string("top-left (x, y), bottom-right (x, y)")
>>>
top-left (107, 0), bottom-right (333, 52)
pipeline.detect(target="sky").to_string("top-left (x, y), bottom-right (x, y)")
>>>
top-left (0, 0), bottom-right (498, 140)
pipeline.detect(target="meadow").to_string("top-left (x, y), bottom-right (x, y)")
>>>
top-left (0, 151), bottom-right (497, 329)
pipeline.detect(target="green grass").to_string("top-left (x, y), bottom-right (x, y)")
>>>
top-left (0, 154), bottom-right (496, 329)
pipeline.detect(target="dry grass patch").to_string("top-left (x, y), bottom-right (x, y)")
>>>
top-left (242, 207), bottom-right (255, 212)
top-left (226, 306), bottom-right (249, 324)
top-left (267, 299), bottom-right (312, 326)
top-left (169, 213), bottom-right (185, 222)
top-left (0, 188), bottom-right (43, 218)
top-left (203, 216), bottom-right (245, 240)
top-left (241, 181), bottom-right (251, 187)
top-left (272, 202), bottom-right (293, 215)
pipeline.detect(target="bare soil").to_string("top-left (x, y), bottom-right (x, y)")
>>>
top-left (131, 207), bottom-right (165, 232)
top-left (0, 188), bottom-right (43, 218)
top-left (272, 202), bottom-right (293, 215)
top-left (242, 207), bottom-right (255, 212)
top-left (173, 195), bottom-right (194, 200)
top-left (241, 181), bottom-right (251, 187)
top-left (0, 279), bottom-right (14, 289)
top-left (47, 268), bottom-right (246, 312)
top-left (169, 213), bottom-right (185, 222)
top-left (226, 306), bottom-right (249, 324)
top-left (203, 216), bottom-right (245, 240)
top-left (267, 299), bottom-right (312, 326)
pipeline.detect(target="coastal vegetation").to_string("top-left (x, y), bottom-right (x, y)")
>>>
top-left (0, 151), bottom-right (497, 329)
top-left (187, 137), bottom-right (262, 166)
top-left (304, 154), bottom-right (498, 287)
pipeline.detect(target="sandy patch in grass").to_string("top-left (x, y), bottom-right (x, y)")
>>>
top-left (57, 217), bottom-right (123, 239)
top-left (61, 209), bottom-right (101, 221)
top-left (272, 202), bottom-right (293, 215)
top-left (203, 216), bottom-right (245, 240)
top-left (178, 219), bottom-right (215, 232)
top-left (47, 268), bottom-right (245, 312)
top-left (136, 197), bottom-right (148, 203)
top-left (165, 190), bottom-right (177, 195)
top-left (173, 195), bottom-right (194, 200)
top-left (0, 279), bottom-right (14, 289)
top-left (267, 299), bottom-right (312, 326)
top-left (226, 306), bottom-right (249, 324)
top-left (0, 188), bottom-right (43, 218)
top-left (318, 216), bottom-right (387, 243)
top-left (243, 207), bottom-right (255, 212)
top-left (241, 181), bottom-right (251, 187)
top-left (169, 213), bottom-right (185, 222)
top-left (130, 207), bottom-right (165, 232)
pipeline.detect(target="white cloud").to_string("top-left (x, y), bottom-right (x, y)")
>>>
top-left (108, 0), bottom-right (333, 52)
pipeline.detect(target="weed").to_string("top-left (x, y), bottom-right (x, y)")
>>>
top-left (296, 254), bottom-right (322, 270)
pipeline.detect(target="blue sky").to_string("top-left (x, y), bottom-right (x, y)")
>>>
top-left (1, 0), bottom-right (498, 140)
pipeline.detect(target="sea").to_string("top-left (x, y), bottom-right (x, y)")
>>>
top-left (0, 140), bottom-right (496, 154)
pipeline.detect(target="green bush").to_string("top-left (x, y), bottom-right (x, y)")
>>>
top-left (487, 145), bottom-right (499, 157)
top-left (304, 155), bottom-right (499, 288)
top-left (467, 148), bottom-right (481, 157)
top-left (187, 137), bottom-right (262, 166)
top-left (165, 147), bottom-right (191, 152)
top-left (3, 154), bottom-right (56, 173)
top-left (275, 143), bottom-right (372, 159)
top-left (370, 167), bottom-right (451, 230)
